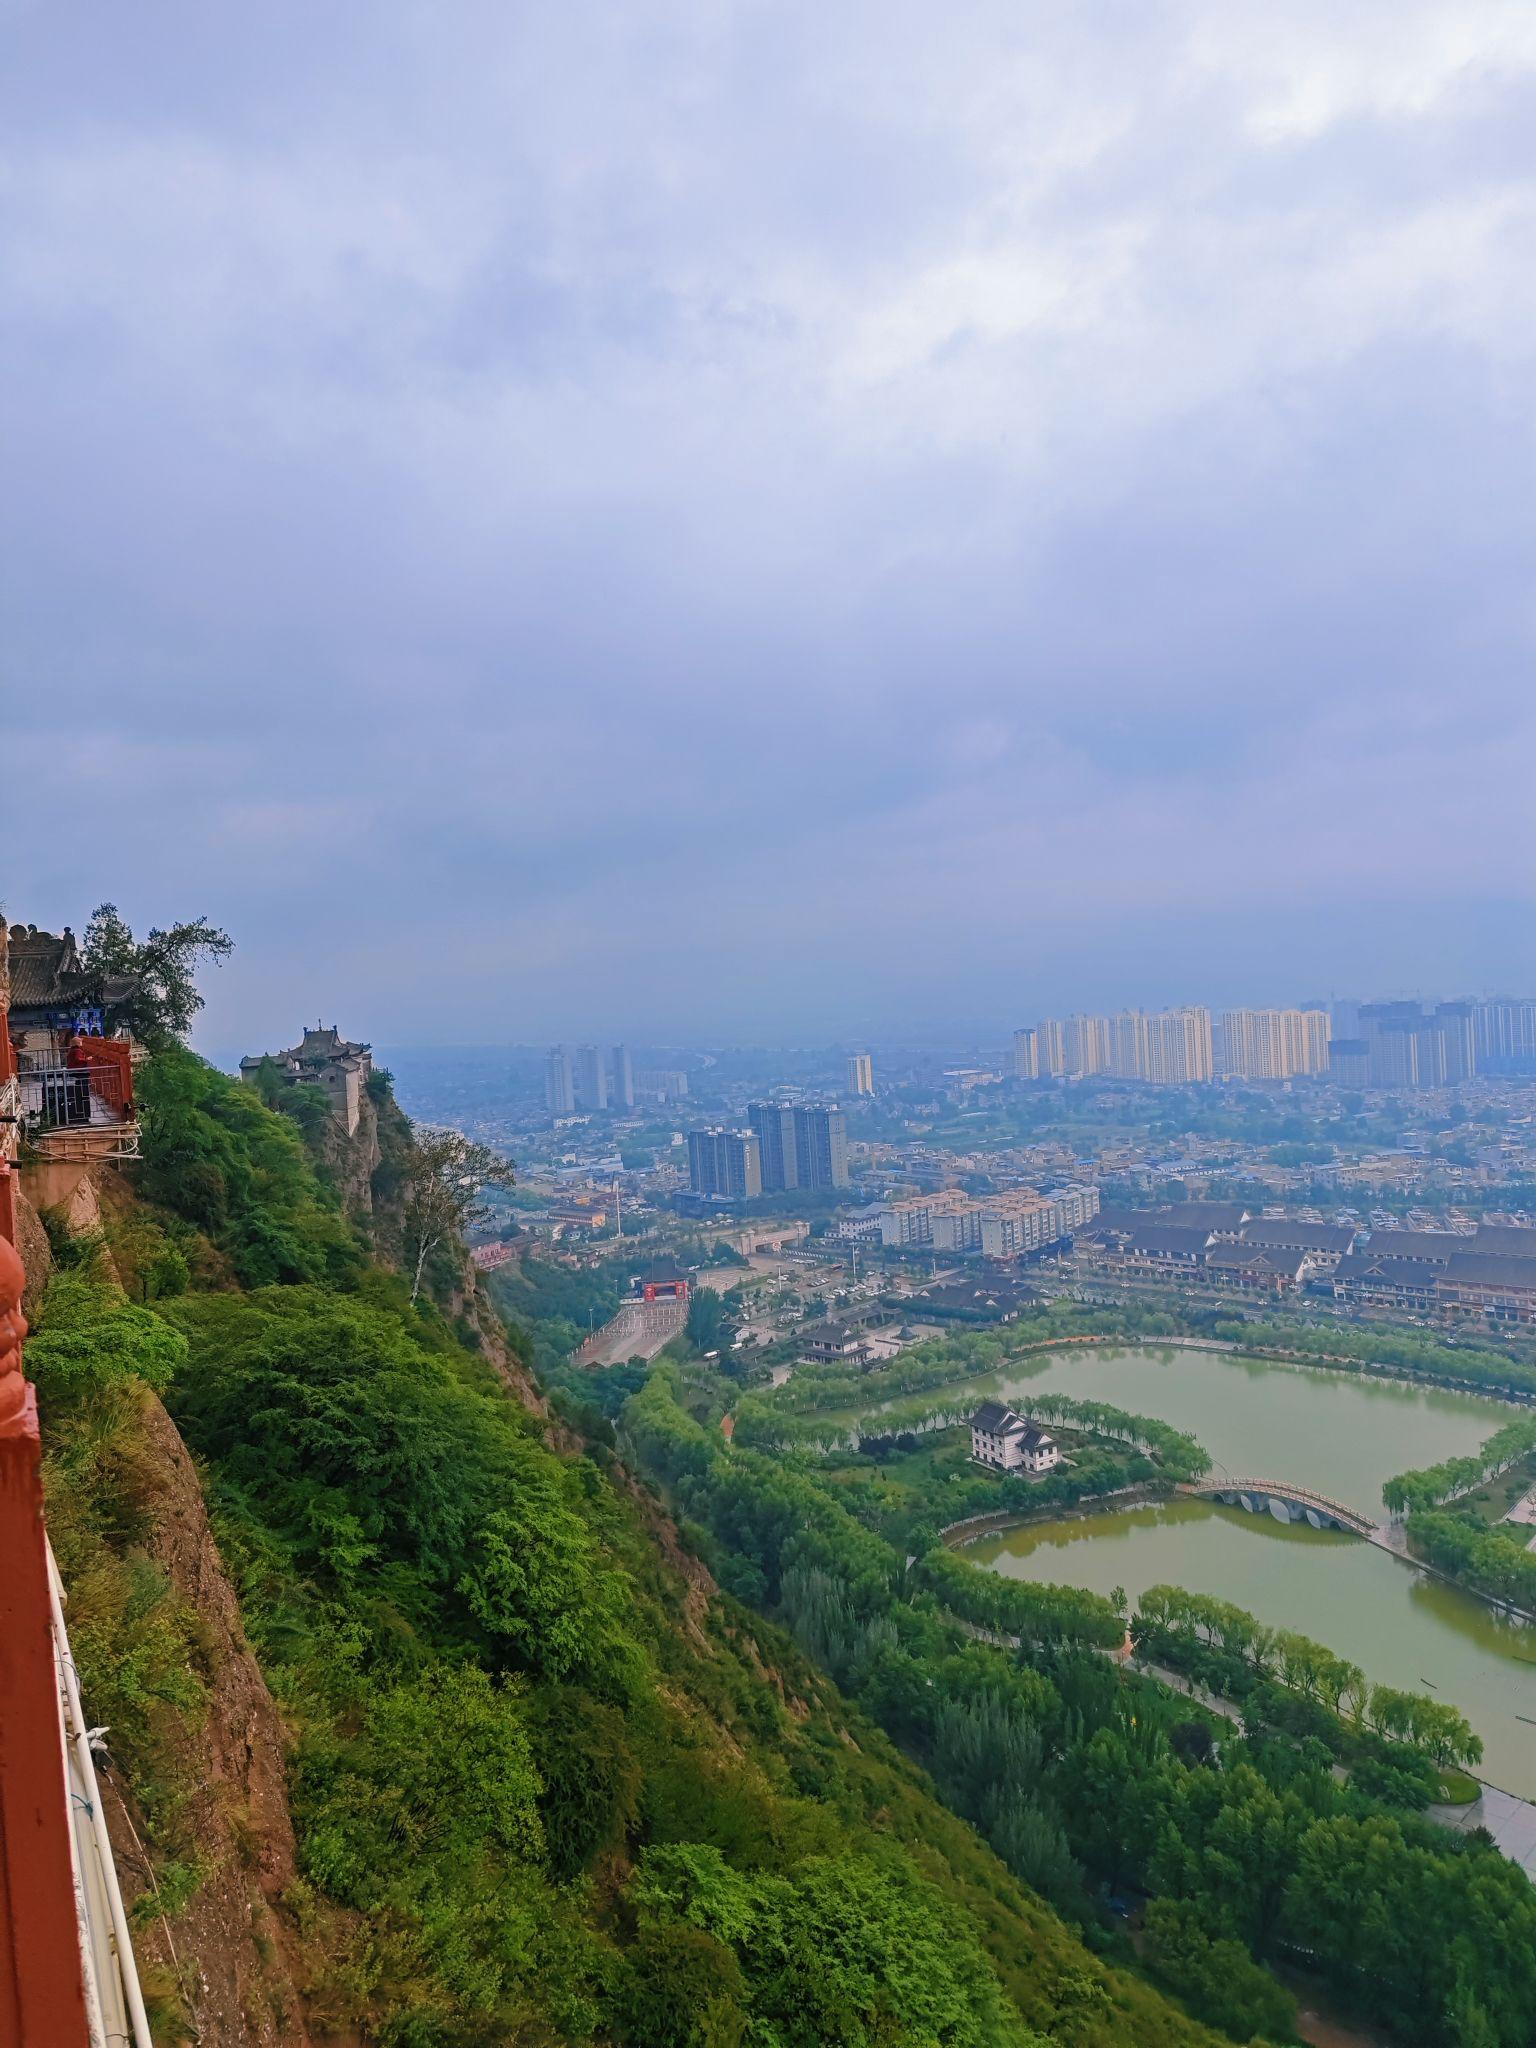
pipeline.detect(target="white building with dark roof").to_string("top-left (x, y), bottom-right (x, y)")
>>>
top-left (970, 1401), bottom-right (1060, 1475)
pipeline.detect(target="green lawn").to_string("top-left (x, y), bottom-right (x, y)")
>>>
top-left (1451, 1451), bottom-right (1536, 1527)
top-left (1434, 1767), bottom-right (1481, 1806)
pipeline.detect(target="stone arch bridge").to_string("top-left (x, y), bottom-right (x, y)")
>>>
top-left (1177, 1477), bottom-right (1377, 1537)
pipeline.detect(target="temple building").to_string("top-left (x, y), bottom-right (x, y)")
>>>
top-left (241, 1024), bottom-right (373, 1136)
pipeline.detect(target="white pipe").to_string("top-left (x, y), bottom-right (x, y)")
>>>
top-left (47, 1545), bottom-right (154, 2048)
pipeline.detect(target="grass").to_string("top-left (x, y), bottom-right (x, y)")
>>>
top-left (1449, 1452), bottom-right (1536, 1528)
top-left (1434, 1767), bottom-right (1481, 1806)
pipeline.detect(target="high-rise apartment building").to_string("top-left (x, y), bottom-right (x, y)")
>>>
top-left (979, 1185), bottom-right (1099, 1258)
top-left (1219, 1008), bottom-right (1330, 1079)
top-left (1161, 1009), bottom-right (1211, 1082)
top-left (845, 1052), bottom-right (874, 1096)
top-left (637, 1068), bottom-right (690, 1101)
top-left (610, 1044), bottom-right (636, 1109)
top-left (1036, 1018), bottom-right (1067, 1078)
top-left (1331, 998), bottom-right (1362, 1039)
top-left (793, 1106), bottom-right (849, 1189)
top-left (1293, 1009), bottom-right (1331, 1075)
top-left (1434, 1004), bottom-right (1476, 1085)
top-left (1010, 1027), bottom-right (1039, 1080)
top-left (1474, 999), bottom-right (1536, 1073)
top-left (544, 1045), bottom-right (575, 1115)
top-left (687, 1128), bottom-right (762, 1199)
top-left (882, 1185), bottom-right (1098, 1256)
top-left (1065, 1014), bottom-right (1112, 1076)
top-left (748, 1103), bottom-right (800, 1193)
top-left (573, 1044), bottom-right (608, 1112)
top-left (1109, 1010), bottom-right (1150, 1080)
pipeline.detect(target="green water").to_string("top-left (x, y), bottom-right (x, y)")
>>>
top-left (855, 1345), bottom-right (1536, 1795)
top-left (866, 1342), bottom-right (1507, 1510)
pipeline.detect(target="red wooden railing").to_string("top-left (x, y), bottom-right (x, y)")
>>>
top-left (0, 1197), bottom-right (91, 2045)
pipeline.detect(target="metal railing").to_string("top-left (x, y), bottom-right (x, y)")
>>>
top-left (18, 1059), bottom-right (131, 1129)
top-left (47, 1544), bottom-right (153, 2048)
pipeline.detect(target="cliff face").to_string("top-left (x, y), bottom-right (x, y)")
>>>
top-left (104, 1393), bottom-right (335, 2048)
top-left (312, 1087), bottom-right (384, 1230)
top-left (13, 1185), bottom-right (54, 1314)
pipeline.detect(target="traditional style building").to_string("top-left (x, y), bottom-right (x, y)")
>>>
top-left (4, 921), bottom-right (141, 1165)
top-left (240, 1024), bottom-right (373, 1136)
top-left (970, 1401), bottom-right (1060, 1475)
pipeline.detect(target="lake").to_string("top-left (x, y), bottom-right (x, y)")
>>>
top-left (859, 1344), bottom-right (1536, 1794)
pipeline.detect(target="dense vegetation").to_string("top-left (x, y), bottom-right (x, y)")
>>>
top-left (1374, 1419), bottom-right (1536, 1619)
top-left (1210, 1317), bottom-right (1536, 1401)
top-left (1382, 1418), bottom-right (1536, 1516)
top-left (790, 1427), bottom-right (1174, 1557)
top-left (622, 1362), bottom-right (1536, 2048)
top-left (761, 1310), bottom-right (1184, 1418)
top-left (1132, 1587), bottom-right (1482, 1767)
top-left (1404, 1511), bottom-right (1536, 1618)
top-left (33, 1051), bottom-right (1238, 2048)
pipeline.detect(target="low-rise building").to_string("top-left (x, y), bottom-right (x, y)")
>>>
top-left (902, 1279), bottom-right (1040, 1324)
top-left (1235, 1218), bottom-right (1358, 1272)
top-left (1439, 1251), bottom-right (1536, 1324)
top-left (1201, 1242), bottom-right (1308, 1294)
top-left (970, 1401), bottom-right (1060, 1475)
top-left (798, 1320), bottom-right (871, 1366)
top-left (1332, 1250), bottom-right (1443, 1312)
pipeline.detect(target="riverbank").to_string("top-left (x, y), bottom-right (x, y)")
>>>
top-left (941, 1481), bottom-right (1170, 1548)
top-left (1124, 1650), bottom-right (1536, 1874)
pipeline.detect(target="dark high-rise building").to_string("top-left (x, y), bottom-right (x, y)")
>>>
top-left (1357, 1002), bottom-right (1480, 1090)
top-left (1330, 998), bottom-right (1362, 1039)
top-left (610, 1044), bottom-right (636, 1109)
top-left (573, 1044), bottom-right (608, 1112)
top-left (748, 1102), bottom-right (799, 1193)
top-left (1328, 1038), bottom-right (1369, 1087)
top-left (687, 1128), bottom-right (761, 1199)
top-left (793, 1105), bottom-right (849, 1189)
top-left (1360, 1003), bottom-right (1425, 1088)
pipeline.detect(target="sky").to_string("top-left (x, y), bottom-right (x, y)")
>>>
top-left (5, 0), bottom-right (1536, 1049)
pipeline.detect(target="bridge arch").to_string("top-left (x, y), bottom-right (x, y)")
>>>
top-left (1177, 1477), bottom-right (1376, 1537)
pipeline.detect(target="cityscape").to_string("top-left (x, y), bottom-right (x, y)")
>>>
top-left (8, 3), bottom-right (1536, 2044)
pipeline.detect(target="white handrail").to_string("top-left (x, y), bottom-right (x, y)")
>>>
top-left (47, 1543), bottom-right (154, 2048)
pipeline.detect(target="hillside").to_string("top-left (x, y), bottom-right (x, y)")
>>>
top-left (27, 1046), bottom-right (1226, 2048)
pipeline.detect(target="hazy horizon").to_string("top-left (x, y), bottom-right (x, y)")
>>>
top-left (8, 3), bottom-right (1536, 1048)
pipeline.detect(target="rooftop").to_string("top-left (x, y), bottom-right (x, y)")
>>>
top-left (1334, 1252), bottom-right (1445, 1288)
top-left (1472, 1223), bottom-right (1536, 1260)
top-left (1238, 1219), bottom-right (1357, 1253)
top-left (1204, 1242), bottom-right (1307, 1279)
top-left (1364, 1228), bottom-right (1463, 1264)
top-left (1444, 1252), bottom-right (1536, 1292)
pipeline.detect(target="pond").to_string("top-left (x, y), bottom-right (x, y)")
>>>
top-left (856, 1344), bottom-right (1536, 1795)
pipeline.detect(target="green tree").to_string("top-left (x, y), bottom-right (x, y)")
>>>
top-left (81, 902), bottom-right (233, 1046)
top-left (397, 1125), bottom-right (516, 1302)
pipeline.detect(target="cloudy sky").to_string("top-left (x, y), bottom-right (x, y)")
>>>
top-left (5, 1), bottom-right (1536, 1048)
